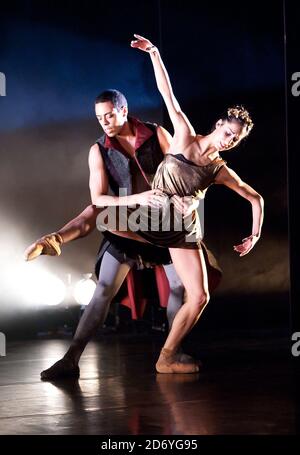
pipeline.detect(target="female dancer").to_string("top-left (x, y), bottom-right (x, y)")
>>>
top-left (94, 34), bottom-right (263, 373)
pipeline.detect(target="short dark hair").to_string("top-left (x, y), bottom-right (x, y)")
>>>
top-left (95, 89), bottom-right (128, 110)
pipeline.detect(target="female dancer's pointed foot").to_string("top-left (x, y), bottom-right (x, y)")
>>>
top-left (40, 357), bottom-right (80, 381)
top-left (156, 348), bottom-right (200, 373)
top-left (24, 233), bottom-right (63, 261)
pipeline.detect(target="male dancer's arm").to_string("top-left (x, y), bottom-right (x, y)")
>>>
top-left (88, 143), bottom-right (166, 207)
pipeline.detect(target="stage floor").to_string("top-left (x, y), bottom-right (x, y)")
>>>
top-left (0, 331), bottom-right (298, 435)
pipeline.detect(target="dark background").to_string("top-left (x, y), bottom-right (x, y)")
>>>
top-left (0, 0), bottom-right (290, 338)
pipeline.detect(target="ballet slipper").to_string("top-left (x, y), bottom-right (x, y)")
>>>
top-left (175, 351), bottom-right (203, 367)
top-left (24, 233), bottom-right (63, 261)
top-left (156, 348), bottom-right (200, 374)
top-left (174, 346), bottom-right (202, 365)
top-left (40, 357), bottom-right (80, 381)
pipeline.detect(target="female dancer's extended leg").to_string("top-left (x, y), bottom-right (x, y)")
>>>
top-left (106, 229), bottom-right (210, 373)
top-left (156, 247), bottom-right (210, 373)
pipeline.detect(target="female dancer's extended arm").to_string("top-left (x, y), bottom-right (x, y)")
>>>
top-left (215, 165), bottom-right (264, 256)
top-left (131, 34), bottom-right (195, 145)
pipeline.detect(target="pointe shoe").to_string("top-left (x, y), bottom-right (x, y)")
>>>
top-left (24, 233), bottom-right (63, 261)
top-left (40, 358), bottom-right (80, 381)
top-left (156, 348), bottom-right (200, 374)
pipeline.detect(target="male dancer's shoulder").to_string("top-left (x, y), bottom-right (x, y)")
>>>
top-left (95, 132), bottom-right (106, 148)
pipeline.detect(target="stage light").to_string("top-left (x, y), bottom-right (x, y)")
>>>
top-left (73, 273), bottom-right (96, 306)
top-left (40, 275), bottom-right (66, 306)
top-left (20, 263), bottom-right (66, 306)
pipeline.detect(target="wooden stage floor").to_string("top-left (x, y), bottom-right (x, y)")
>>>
top-left (0, 330), bottom-right (298, 436)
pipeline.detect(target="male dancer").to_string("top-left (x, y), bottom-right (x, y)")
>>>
top-left (25, 89), bottom-right (209, 379)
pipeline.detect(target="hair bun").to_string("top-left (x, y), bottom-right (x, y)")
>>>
top-left (227, 105), bottom-right (254, 133)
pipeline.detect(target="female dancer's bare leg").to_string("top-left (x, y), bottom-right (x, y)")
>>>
top-left (161, 248), bottom-right (209, 349)
top-left (156, 248), bottom-right (209, 373)
top-left (108, 229), bottom-right (208, 373)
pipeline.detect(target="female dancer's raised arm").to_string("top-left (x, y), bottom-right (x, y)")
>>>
top-left (131, 34), bottom-right (264, 258)
top-left (131, 34), bottom-right (195, 145)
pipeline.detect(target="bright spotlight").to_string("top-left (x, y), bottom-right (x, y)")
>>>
top-left (73, 274), bottom-right (96, 306)
top-left (40, 275), bottom-right (66, 306)
top-left (20, 264), bottom-right (66, 306)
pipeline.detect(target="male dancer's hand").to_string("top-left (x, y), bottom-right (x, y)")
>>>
top-left (24, 233), bottom-right (63, 261)
top-left (135, 189), bottom-right (167, 208)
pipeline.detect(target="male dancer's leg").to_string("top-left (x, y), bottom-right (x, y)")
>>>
top-left (40, 251), bottom-right (135, 380)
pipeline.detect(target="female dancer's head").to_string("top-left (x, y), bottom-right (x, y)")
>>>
top-left (212, 105), bottom-right (254, 152)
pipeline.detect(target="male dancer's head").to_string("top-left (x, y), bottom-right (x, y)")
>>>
top-left (95, 89), bottom-right (128, 137)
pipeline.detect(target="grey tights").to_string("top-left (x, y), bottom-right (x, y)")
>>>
top-left (64, 252), bottom-right (184, 365)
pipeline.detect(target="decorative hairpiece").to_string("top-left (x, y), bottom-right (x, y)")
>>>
top-left (227, 105), bottom-right (254, 133)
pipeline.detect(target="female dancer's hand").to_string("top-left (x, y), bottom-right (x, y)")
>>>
top-left (130, 34), bottom-right (157, 53)
top-left (233, 234), bottom-right (259, 257)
